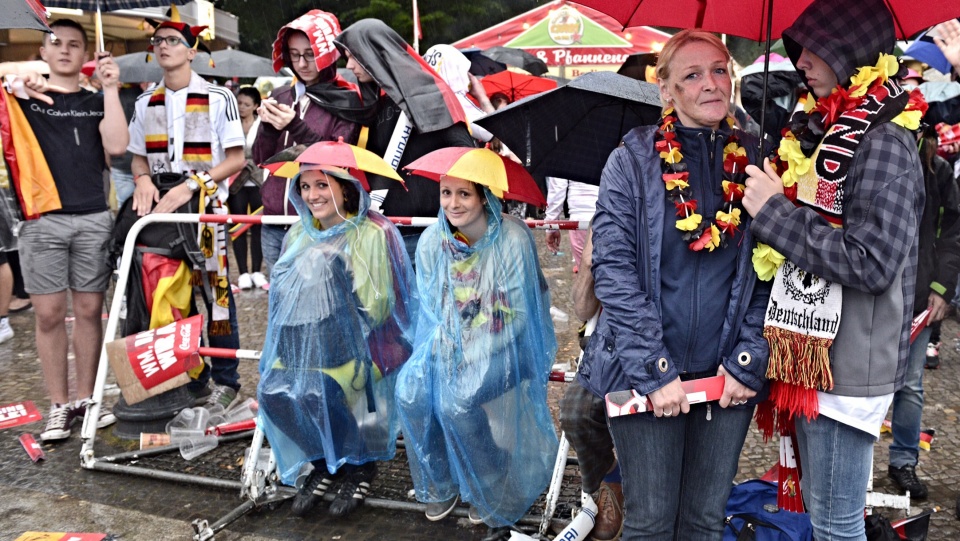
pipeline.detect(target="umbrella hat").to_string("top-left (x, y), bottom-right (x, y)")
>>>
top-left (404, 147), bottom-right (547, 207)
top-left (261, 139), bottom-right (404, 192)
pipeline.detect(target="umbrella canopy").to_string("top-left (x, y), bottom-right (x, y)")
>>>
top-left (261, 139), bottom-right (404, 192)
top-left (475, 70), bottom-right (661, 186)
top-left (569, 0), bottom-right (960, 41)
top-left (404, 147), bottom-right (547, 207)
top-left (195, 49), bottom-right (277, 79)
top-left (2, 0), bottom-right (50, 32)
top-left (113, 52), bottom-right (163, 83)
top-left (481, 70), bottom-right (558, 103)
top-left (482, 46), bottom-right (549, 76)
top-left (44, 0), bottom-right (190, 51)
top-left (460, 48), bottom-right (508, 76)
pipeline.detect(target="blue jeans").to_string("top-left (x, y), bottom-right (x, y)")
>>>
top-left (607, 402), bottom-right (753, 540)
top-left (111, 168), bottom-right (135, 208)
top-left (261, 224), bottom-right (288, 278)
top-left (889, 325), bottom-right (930, 468)
top-left (794, 414), bottom-right (874, 541)
top-left (187, 286), bottom-right (241, 392)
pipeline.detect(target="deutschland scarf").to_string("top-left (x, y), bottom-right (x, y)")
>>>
top-left (143, 71), bottom-right (231, 335)
top-left (756, 78), bottom-right (910, 436)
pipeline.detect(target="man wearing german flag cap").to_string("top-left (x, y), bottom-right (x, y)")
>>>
top-left (127, 18), bottom-right (246, 412)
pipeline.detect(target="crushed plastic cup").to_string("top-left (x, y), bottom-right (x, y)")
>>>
top-left (550, 306), bottom-right (570, 331)
top-left (168, 427), bottom-right (205, 444)
top-left (179, 434), bottom-right (219, 460)
top-left (166, 407), bottom-right (210, 433)
top-left (209, 398), bottom-right (257, 429)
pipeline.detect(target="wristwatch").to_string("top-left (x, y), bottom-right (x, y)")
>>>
top-left (185, 176), bottom-right (201, 192)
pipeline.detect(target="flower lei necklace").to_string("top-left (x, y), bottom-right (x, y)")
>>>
top-left (751, 53), bottom-right (928, 280)
top-left (655, 108), bottom-right (749, 252)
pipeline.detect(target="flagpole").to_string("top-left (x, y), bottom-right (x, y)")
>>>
top-left (412, 0), bottom-right (421, 53)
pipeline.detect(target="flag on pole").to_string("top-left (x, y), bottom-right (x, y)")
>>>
top-left (412, 0), bottom-right (422, 53)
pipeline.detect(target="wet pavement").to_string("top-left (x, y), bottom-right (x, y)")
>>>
top-left (0, 231), bottom-right (958, 540)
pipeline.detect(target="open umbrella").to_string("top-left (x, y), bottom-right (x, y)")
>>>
top-left (404, 147), bottom-right (547, 207)
top-left (43, 0), bottom-right (190, 51)
top-left (480, 70), bottom-right (558, 103)
top-left (112, 52), bottom-right (163, 83)
top-left (261, 139), bottom-right (404, 192)
top-left (460, 48), bottom-right (508, 76)
top-left (570, 0), bottom-right (959, 41)
top-left (475, 70), bottom-right (661, 186)
top-left (194, 49), bottom-right (277, 79)
top-left (482, 46), bottom-right (549, 76)
top-left (2, 0), bottom-right (51, 32)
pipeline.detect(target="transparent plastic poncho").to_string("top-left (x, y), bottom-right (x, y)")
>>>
top-left (396, 191), bottom-right (558, 527)
top-left (257, 173), bottom-right (417, 485)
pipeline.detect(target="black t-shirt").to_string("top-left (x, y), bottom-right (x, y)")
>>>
top-left (365, 97), bottom-right (476, 219)
top-left (18, 90), bottom-right (108, 214)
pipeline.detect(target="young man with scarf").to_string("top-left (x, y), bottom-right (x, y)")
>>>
top-left (127, 21), bottom-right (246, 411)
top-left (334, 19), bottom-right (475, 263)
top-left (6, 19), bottom-right (128, 442)
top-left (743, 0), bottom-right (925, 538)
top-left (254, 10), bottom-right (364, 277)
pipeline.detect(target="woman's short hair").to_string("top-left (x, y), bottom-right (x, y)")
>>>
top-left (237, 87), bottom-right (262, 108)
top-left (655, 30), bottom-right (731, 83)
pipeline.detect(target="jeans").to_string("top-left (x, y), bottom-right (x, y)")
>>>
top-left (607, 402), bottom-right (753, 541)
top-left (261, 224), bottom-right (288, 278)
top-left (187, 286), bottom-right (241, 392)
top-left (889, 325), bottom-right (931, 468)
top-left (111, 168), bottom-right (135, 209)
top-left (794, 414), bottom-right (874, 541)
top-left (559, 379), bottom-right (615, 494)
top-left (402, 230), bottom-right (423, 272)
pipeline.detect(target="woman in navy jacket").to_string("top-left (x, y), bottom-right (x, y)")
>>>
top-left (578, 30), bottom-right (770, 540)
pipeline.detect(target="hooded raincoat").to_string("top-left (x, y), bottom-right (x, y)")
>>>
top-left (396, 191), bottom-right (558, 527)
top-left (334, 20), bottom-right (476, 220)
top-left (257, 171), bottom-right (417, 484)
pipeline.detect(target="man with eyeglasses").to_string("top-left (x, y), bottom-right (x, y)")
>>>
top-left (3, 19), bottom-right (128, 442)
top-left (127, 20), bottom-right (246, 413)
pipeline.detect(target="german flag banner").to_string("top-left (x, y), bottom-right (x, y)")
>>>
top-left (0, 84), bottom-right (61, 219)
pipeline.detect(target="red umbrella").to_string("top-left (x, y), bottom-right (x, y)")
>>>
top-left (481, 70), bottom-right (557, 104)
top-left (569, 0), bottom-right (959, 40)
top-left (404, 147), bottom-right (547, 207)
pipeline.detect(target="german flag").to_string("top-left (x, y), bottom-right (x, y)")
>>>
top-left (0, 88), bottom-right (62, 219)
top-left (141, 251), bottom-right (193, 330)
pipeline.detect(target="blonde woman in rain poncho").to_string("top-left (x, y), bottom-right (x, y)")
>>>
top-left (257, 165), bottom-right (417, 519)
top-left (396, 175), bottom-right (558, 540)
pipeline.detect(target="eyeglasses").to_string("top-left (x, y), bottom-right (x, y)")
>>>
top-left (149, 36), bottom-right (190, 48)
top-left (289, 51), bottom-right (316, 63)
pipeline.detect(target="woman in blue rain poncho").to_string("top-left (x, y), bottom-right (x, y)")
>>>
top-left (396, 175), bottom-right (558, 538)
top-left (257, 165), bottom-right (416, 519)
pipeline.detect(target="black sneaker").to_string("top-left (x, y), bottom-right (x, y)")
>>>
top-left (40, 404), bottom-right (72, 442)
top-left (424, 495), bottom-right (459, 521)
top-left (292, 466), bottom-right (339, 517)
top-left (329, 462), bottom-right (376, 518)
top-left (468, 505), bottom-right (485, 525)
top-left (888, 464), bottom-right (928, 500)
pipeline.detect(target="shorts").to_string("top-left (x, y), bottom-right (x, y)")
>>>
top-left (18, 211), bottom-right (113, 295)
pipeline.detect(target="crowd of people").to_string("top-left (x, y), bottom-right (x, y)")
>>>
top-left (3, 0), bottom-right (960, 539)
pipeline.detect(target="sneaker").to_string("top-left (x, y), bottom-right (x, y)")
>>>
top-left (251, 272), bottom-right (268, 289)
top-left (0, 318), bottom-right (13, 344)
top-left (73, 399), bottom-right (117, 429)
top-left (188, 384), bottom-right (213, 407)
top-left (204, 384), bottom-right (238, 412)
top-left (888, 464), bottom-right (928, 500)
top-left (292, 466), bottom-right (340, 517)
top-left (40, 404), bottom-right (72, 442)
top-left (237, 273), bottom-right (253, 290)
top-left (425, 495), bottom-right (459, 522)
top-left (481, 527), bottom-right (514, 541)
top-left (925, 342), bottom-right (940, 369)
top-left (468, 505), bottom-right (484, 525)
top-left (591, 481), bottom-right (625, 541)
top-left (329, 462), bottom-right (376, 518)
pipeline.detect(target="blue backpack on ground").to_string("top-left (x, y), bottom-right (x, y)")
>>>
top-left (724, 480), bottom-right (814, 541)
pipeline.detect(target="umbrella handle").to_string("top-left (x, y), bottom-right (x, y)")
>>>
top-left (96, 1), bottom-right (105, 53)
top-left (757, 0), bottom-right (775, 162)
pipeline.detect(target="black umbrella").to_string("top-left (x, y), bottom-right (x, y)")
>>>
top-left (460, 48), bottom-right (507, 76)
top-left (475, 71), bottom-right (661, 186)
top-left (482, 46), bottom-right (549, 77)
top-left (2, 0), bottom-right (50, 32)
top-left (195, 49), bottom-right (277, 79)
top-left (44, 0), bottom-right (190, 50)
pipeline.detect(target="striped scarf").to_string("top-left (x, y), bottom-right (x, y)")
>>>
top-left (143, 72), bottom-right (231, 335)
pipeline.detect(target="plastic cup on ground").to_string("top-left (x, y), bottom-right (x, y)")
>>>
top-left (179, 434), bottom-right (219, 460)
